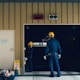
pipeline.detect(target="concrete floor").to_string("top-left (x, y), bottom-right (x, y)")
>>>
top-left (14, 71), bottom-right (80, 80)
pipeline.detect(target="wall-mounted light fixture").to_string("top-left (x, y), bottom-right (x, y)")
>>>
top-left (49, 14), bottom-right (58, 20)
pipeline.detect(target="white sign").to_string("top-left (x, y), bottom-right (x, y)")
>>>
top-left (33, 42), bottom-right (47, 47)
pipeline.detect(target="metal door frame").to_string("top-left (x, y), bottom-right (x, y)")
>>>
top-left (23, 24), bottom-right (80, 74)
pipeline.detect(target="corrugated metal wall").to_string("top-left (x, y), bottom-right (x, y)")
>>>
top-left (0, 2), bottom-right (80, 69)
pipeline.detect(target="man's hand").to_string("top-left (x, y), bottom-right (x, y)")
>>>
top-left (48, 53), bottom-right (51, 56)
top-left (43, 56), bottom-right (46, 60)
top-left (25, 57), bottom-right (28, 61)
top-left (58, 54), bottom-right (61, 59)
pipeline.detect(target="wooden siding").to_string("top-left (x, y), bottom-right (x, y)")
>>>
top-left (0, 2), bottom-right (80, 73)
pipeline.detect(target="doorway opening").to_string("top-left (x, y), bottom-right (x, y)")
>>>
top-left (23, 24), bottom-right (80, 73)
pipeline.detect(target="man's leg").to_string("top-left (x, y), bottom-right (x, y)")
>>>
top-left (48, 56), bottom-right (54, 77)
top-left (29, 58), bottom-right (33, 72)
top-left (54, 55), bottom-right (61, 77)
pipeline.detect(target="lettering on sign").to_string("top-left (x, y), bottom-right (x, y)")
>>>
top-left (0, 38), bottom-right (8, 44)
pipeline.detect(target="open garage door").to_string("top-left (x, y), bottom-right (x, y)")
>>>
top-left (23, 24), bottom-right (80, 73)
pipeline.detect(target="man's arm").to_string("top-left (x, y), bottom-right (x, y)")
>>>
top-left (57, 41), bottom-right (62, 54)
top-left (57, 41), bottom-right (62, 59)
top-left (43, 42), bottom-right (49, 60)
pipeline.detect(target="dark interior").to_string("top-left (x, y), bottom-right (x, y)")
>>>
top-left (24, 25), bottom-right (80, 72)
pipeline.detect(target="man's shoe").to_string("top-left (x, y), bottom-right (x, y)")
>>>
top-left (50, 74), bottom-right (54, 77)
top-left (57, 75), bottom-right (61, 77)
top-left (28, 70), bottom-right (33, 72)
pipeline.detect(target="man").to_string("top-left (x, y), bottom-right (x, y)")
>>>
top-left (43, 31), bottom-right (62, 77)
top-left (26, 41), bottom-right (33, 72)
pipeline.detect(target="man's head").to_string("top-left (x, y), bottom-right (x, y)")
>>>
top-left (48, 31), bottom-right (55, 38)
top-left (28, 41), bottom-right (33, 47)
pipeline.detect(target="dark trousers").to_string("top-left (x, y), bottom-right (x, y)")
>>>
top-left (5, 75), bottom-right (15, 80)
top-left (28, 58), bottom-right (33, 71)
top-left (48, 55), bottom-right (60, 76)
top-left (0, 75), bottom-right (15, 80)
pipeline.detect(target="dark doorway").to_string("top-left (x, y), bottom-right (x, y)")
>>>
top-left (24, 25), bottom-right (80, 72)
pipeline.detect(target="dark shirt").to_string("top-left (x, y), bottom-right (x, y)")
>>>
top-left (27, 46), bottom-right (33, 58)
top-left (45, 38), bottom-right (62, 56)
